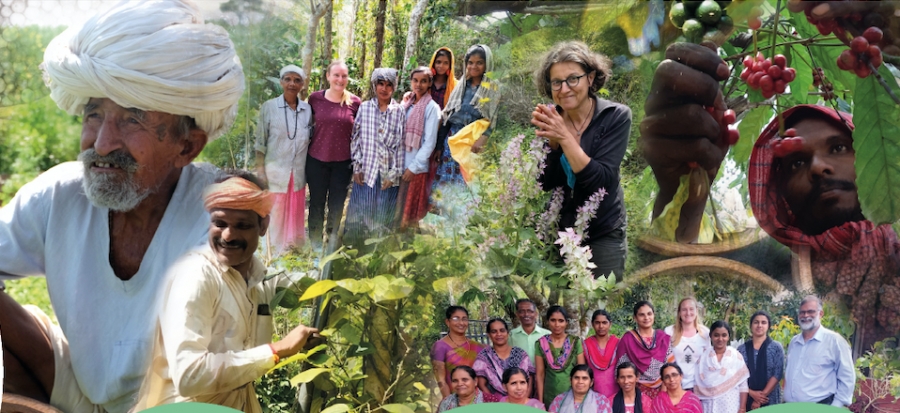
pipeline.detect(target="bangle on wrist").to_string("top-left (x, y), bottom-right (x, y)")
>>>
top-left (268, 343), bottom-right (280, 363)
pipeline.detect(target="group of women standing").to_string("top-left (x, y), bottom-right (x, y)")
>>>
top-left (432, 299), bottom-right (785, 413)
top-left (255, 44), bottom-right (499, 251)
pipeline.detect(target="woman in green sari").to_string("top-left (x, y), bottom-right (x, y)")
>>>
top-left (535, 305), bottom-right (585, 408)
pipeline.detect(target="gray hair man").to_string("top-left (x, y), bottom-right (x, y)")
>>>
top-left (783, 295), bottom-right (855, 407)
top-left (0, 1), bottom-right (244, 412)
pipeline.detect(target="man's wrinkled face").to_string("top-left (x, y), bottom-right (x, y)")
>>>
top-left (374, 80), bottom-right (395, 103)
top-left (208, 208), bottom-right (267, 273)
top-left (79, 98), bottom-right (187, 211)
top-left (779, 117), bottom-right (862, 235)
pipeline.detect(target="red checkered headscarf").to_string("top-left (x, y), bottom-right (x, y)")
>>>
top-left (748, 104), bottom-right (900, 342)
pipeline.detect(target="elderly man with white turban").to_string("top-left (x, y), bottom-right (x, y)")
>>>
top-left (0, 1), bottom-right (244, 412)
top-left (254, 65), bottom-right (312, 254)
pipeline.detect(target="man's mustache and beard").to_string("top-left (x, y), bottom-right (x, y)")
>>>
top-left (798, 312), bottom-right (821, 332)
top-left (79, 148), bottom-right (150, 212)
top-left (789, 177), bottom-right (865, 236)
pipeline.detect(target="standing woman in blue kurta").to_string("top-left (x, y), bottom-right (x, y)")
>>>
top-left (433, 44), bottom-right (501, 191)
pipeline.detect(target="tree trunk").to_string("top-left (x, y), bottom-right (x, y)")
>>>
top-left (372, 0), bottom-right (387, 69)
top-left (363, 301), bottom-right (401, 403)
top-left (357, 0), bottom-right (369, 78)
top-left (301, 0), bottom-right (329, 99)
top-left (401, 0), bottom-right (429, 72)
top-left (323, 0), bottom-right (333, 62)
top-left (344, 0), bottom-right (360, 58)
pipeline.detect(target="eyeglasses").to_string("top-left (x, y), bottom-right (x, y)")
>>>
top-left (550, 72), bottom-right (591, 91)
top-left (450, 317), bottom-right (469, 322)
top-left (798, 310), bottom-right (819, 316)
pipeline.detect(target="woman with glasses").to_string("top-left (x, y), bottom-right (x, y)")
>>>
top-left (694, 321), bottom-right (749, 413)
top-left (473, 318), bottom-right (535, 401)
top-left (432, 306), bottom-right (484, 398)
top-left (736, 311), bottom-right (783, 410)
top-left (548, 364), bottom-right (612, 413)
top-left (650, 363), bottom-right (702, 413)
top-left (531, 40), bottom-right (632, 279)
top-left (615, 301), bottom-right (674, 399)
top-left (536, 306), bottom-right (585, 408)
top-left (437, 366), bottom-right (485, 412)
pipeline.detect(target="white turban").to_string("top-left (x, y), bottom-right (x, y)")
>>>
top-left (42, 0), bottom-right (245, 141)
top-left (279, 65), bottom-right (306, 79)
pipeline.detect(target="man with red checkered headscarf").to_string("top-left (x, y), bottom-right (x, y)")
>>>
top-left (640, 42), bottom-right (899, 351)
top-left (748, 105), bottom-right (900, 349)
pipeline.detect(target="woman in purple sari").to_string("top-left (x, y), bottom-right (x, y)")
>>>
top-left (474, 318), bottom-right (535, 401)
top-left (615, 301), bottom-right (673, 399)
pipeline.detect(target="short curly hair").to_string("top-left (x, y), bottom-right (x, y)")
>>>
top-left (534, 41), bottom-right (612, 99)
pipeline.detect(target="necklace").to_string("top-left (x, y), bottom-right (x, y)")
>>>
top-left (283, 101), bottom-right (300, 140)
top-left (447, 334), bottom-right (466, 348)
top-left (567, 99), bottom-right (594, 137)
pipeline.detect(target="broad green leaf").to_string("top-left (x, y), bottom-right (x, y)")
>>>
top-left (289, 367), bottom-right (331, 386)
top-left (273, 287), bottom-right (300, 309)
top-left (320, 404), bottom-right (351, 413)
top-left (380, 404), bottom-right (415, 413)
top-left (370, 275), bottom-right (414, 302)
top-left (389, 249), bottom-right (415, 262)
top-left (269, 289), bottom-right (286, 311)
top-left (318, 246), bottom-right (346, 272)
top-left (432, 277), bottom-right (461, 293)
top-left (733, 105), bottom-right (773, 169)
top-left (339, 322), bottom-right (363, 344)
top-left (267, 344), bottom-right (327, 374)
top-left (789, 45), bottom-right (813, 105)
top-left (299, 279), bottom-right (337, 301)
top-left (853, 65), bottom-right (900, 225)
top-left (413, 382), bottom-right (427, 392)
top-left (335, 278), bottom-right (373, 295)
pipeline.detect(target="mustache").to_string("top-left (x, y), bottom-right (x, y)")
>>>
top-left (78, 148), bottom-right (139, 173)
top-left (215, 238), bottom-right (246, 250)
top-left (800, 178), bottom-right (856, 207)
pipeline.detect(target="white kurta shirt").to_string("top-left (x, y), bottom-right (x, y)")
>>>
top-left (136, 246), bottom-right (278, 412)
top-left (0, 161), bottom-right (218, 413)
top-left (255, 94), bottom-right (313, 192)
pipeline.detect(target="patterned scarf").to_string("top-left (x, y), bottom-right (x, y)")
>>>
top-left (442, 44), bottom-right (501, 124)
top-left (438, 389), bottom-right (484, 411)
top-left (748, 104), bottom-right (900, 338)
top-left (402, 92), bottom-right (432, 152)
top-left (539, 335), bottom-right (574, 371)
top-left (556, 389), bottom-right (604, 413)
top-left (476, 346), bottom-right (530, 395)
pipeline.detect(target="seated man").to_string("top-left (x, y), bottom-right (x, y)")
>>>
top-left (0, 1), bottom-right (244, 411)
top-left (640, 42), bottom-right (899, 349)
top-left (135, 171), bottom-right (317, 412)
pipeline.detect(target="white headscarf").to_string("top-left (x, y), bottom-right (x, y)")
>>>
top-left (41, 0), bottom-right (245, 141)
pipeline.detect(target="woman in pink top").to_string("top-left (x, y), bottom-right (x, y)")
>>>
top-left (584, 309), bottom-right (618, 399)
top-left (305, 61), bottom-right (362, 246)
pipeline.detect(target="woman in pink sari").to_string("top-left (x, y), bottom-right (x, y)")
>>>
top-left (584, 309), bottom-right (619, 399)
top-left (615, 301), bottom-right (674, 399)
top-left (432, 306), bottom-right (483, 398)
top-left (650, 363), bottom-right (702, 413)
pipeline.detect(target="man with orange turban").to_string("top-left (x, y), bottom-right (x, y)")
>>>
top-left (135, 171), bottom-right (317, 413)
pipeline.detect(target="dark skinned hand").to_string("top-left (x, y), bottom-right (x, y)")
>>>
top-left (640, 42), bottom-right (731, 243)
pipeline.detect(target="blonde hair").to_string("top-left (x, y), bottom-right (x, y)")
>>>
top-left (325, 60), bottom-right (354, 107)
top-left (672, 297), bottom-right (707, 346)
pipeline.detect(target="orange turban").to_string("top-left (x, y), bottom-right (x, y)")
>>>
top-left (203, 177), bottom-right (274, 218)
